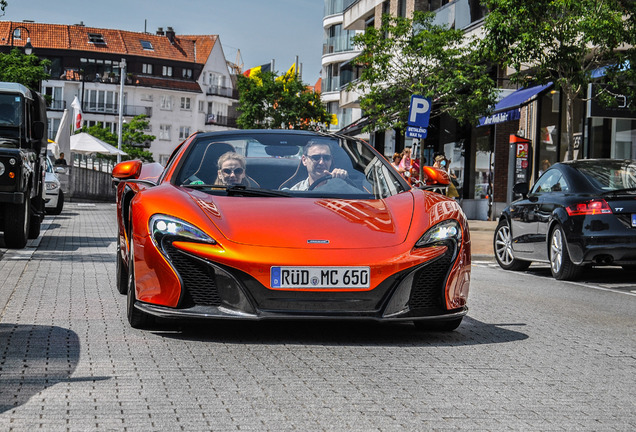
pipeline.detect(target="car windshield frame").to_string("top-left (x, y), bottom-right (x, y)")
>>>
top-left (171, 132), bottom-right (410, 199)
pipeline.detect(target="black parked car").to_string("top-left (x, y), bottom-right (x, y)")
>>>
top-left (493, 159), bottom-right (636, 280)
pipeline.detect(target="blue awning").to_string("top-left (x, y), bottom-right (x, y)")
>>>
top-left (477, 83), bottom-right (553, 127)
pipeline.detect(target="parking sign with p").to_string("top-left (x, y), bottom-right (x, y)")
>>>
top-left (407, 95), bottom-right (432, 139)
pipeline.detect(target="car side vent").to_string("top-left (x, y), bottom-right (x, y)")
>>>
top-left (408, 253), bottom-right (452, 312)
top-left (163, 241), bottom-right (222, 307)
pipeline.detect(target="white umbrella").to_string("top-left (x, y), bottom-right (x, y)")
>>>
top-left (70, 132), bottom-right (127, 156)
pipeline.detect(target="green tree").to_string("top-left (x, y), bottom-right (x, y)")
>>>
top-left (0, 48), bottom-right (50, 90)
top-left (350, 11), bottom-right (498, 132)
top-left (0, 1), bottom-right (7, 16)
top-left (236, 70), bottom-right (333, 130)
top-left (481, 0), bottom-right (636, 160)
top-left (78, 115), bottom-right (155, 163)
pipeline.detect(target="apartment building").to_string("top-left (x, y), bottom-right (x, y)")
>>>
top-left (1, 21), bottom-right (239, 165)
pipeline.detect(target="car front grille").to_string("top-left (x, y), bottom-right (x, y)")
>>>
top-left (163, 241), bottom-right (222, 307)
top-left (407, 252), bottom-right (453, 313)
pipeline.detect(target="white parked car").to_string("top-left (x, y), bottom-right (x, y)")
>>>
top-left (44, 156), bottom-right (64, 215)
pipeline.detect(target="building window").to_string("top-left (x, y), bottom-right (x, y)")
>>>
top-left (198, 101), bottom-right (205, 112)
top-left (160, 95), bottom-right (173, 110)
top-left (180, 97), bottom-right (191, 110)
top-left (88, 33), bottom-right (106, 44)
top-left (179, 126), bottom-right (191, 140)
top-left (84, 89), bottom-right (119, 113)
top-left (159, 124), bottom-right (171, 140)
top-left (142, 63), bottom-right (153, 74)
top-left (140, 40), bottom-right (154, 50)
top-left (162, 66), bottom-right (173, 77)
top-left (182, 68), bottom-right (193, 79)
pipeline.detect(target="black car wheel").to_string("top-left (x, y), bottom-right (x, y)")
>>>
top-left (3, 196), bottom-right (31, 249)
top-left (493, 220), bottom-right (531, 271)
top-left (126, 241), bottom-right (155, 329)
top-left (49, 190), bottom-right (64, 215)
top-left (549, 224), bottom-right (581, 281)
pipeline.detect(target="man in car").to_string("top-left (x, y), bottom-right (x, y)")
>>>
top-left (215, 152), bottom-right (248, 186)
top-left (290, 140), bottom-right (348, 190)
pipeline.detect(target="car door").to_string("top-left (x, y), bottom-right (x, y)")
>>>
top-left (534, 171), bottom-right (570, 261)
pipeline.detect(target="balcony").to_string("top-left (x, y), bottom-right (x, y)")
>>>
top-left (206, 85), bottom-right (239, 99)
top-left (82, 103), bottom-right (152, 117)
top-left (48, 100), bottom-right (67, 111)
top-left (343, 0), bottom-right (384, 30)
top-left (205, 113), bottom-right (237, 128)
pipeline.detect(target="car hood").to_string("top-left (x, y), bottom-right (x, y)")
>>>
top-left (188, 191), bottom-right (416, 248)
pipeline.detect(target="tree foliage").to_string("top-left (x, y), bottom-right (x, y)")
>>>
top-left (481, 0), bottom-right (636, 160)
top-left (77, 115), bottom-right (155, 163)
top-left (236, 70), bottom-right (332, 130)
top-left (350, 11), bottom-right (498, 132)
top-left (0, 48), bottom-right (50, 90)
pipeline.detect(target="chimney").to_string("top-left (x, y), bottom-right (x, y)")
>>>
top-left (166, 27), bottom-right (175, 44)
top-left (156, 27), bottom-right (164, 36)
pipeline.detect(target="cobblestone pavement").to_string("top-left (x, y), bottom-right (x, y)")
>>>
top-left (0, 203), bottom-right (634, 431)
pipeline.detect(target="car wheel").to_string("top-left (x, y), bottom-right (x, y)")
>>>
top-left (116, 243), bottom-right (128, 295)
top-left (549, 224), bottom-right (581, 281)
top-left (3, 196), bottom-right (30, 249)
top-left (493, 220), bottom-right (531, 271)
top-left (28, 196), bottom-right (43, 239)
top-left (414, 317), bottom-right (463, 332)
top-left (126, 241), bottom-right (155, 329)
top-left (50, 190), bottom-right (64, 215)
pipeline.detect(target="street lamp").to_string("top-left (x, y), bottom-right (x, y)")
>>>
top-left (9, 26), bottom-right (33, 55)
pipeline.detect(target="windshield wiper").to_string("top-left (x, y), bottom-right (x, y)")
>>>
top-left (183, 184), bottom-right (290, 197)
top-left (602, 187), bottom-right (636, 196)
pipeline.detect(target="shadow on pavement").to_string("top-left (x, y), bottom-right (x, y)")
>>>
top-left (153, 315), bottom-right (529, 347)
top-left (0, 324), bottom-right (103, 414)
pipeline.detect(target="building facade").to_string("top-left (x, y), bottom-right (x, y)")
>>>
top-left (1, 21), bottom-right (239, 165)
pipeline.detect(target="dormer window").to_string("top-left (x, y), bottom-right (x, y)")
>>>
top-left (88, 33), bottom-right (106, 44)
top-left (140, 40), bottom-right (154, 50)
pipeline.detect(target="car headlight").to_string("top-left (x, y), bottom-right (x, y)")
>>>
top-left (149, 214), bottom-right (216, 245)
top-left (415, 219), bottom-right (462, 248)
top-left (45, 181), bottom-right (58, 191)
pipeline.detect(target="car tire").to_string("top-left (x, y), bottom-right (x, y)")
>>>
top-left (28, 195), bottom-right (43, 239)
top-left (493, 220), bottom-right (531, 271)
top-left (414, 317), bottom-right (463, 332)
top-left (3, 196), bottom-right (31, 249)
top-left (549, 224), bottom-right (582, 281)
top-left (116, 243), bottom-right (128, 295)
top-left (49, 190), bottom-right (64, 215)
top-left (127, 241), bottom-right (155, 329)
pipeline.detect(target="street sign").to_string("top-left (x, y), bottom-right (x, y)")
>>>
top-left (407, 95), bottom-right (432, 139)
top-left (408, 95), bottom-right (432, 128)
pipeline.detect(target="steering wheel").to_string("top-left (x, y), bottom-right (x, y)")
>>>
top-left (308, 174), bottom-right (333, 190)
top-left (307, 174), bottom-right (361, 191)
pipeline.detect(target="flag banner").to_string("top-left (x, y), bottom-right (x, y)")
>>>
top-left (71, 96), bottom-right (83, 131)
top-left (276, 63), bottom-right (296, 82)
top-left (243, 63), bottom-right (271, 78)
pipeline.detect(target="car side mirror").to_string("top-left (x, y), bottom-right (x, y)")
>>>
top-left (112, 160), bottom-right (142, 180)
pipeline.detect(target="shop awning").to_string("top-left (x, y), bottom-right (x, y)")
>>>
top-left (478, 83), bottom-right (553, 127)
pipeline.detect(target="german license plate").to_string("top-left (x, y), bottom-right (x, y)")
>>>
top-left (270, 266), bottom-right (370, 289)
top-left (632, 213), bottom-right (636, 227)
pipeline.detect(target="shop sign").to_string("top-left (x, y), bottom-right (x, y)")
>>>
top-left (587, 84), bottom-right (636, 119)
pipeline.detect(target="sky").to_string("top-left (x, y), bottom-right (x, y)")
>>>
top-left (3, 0), bottom-right (325, 84)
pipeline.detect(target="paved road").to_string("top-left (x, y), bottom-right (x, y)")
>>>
top-left (0, 203), bottom-right (634, 431)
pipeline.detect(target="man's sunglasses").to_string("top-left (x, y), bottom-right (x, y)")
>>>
top-left (221, 167), bottom-right (244, 175)
top-left (307, 154), bottom-right (332, 163)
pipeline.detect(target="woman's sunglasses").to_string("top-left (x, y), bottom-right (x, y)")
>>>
top-left (221, 167), bottom-right (244, 175)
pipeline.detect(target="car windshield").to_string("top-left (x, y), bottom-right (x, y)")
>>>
top-left (173, 132), bottom-right (408, 199)
top-left (576, 160), bottom-right (636, 192)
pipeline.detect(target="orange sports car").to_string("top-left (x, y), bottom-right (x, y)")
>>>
top-left (113, 130), bottom-right (471, 330)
